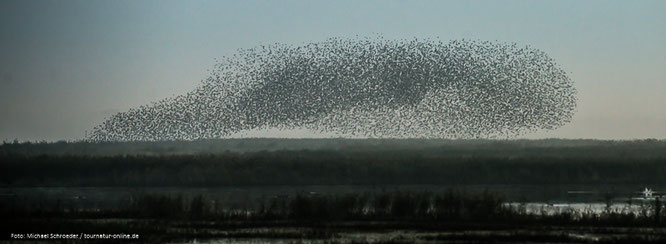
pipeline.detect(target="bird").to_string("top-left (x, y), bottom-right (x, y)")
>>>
top-left (88, 37), bottom-right (577, 141)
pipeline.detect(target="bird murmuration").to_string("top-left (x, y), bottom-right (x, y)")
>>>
top-left (89, 37), bottom-right (577, 141)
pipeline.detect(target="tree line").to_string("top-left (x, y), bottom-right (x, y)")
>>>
top-left (2, 149), bottom-right (665, 187)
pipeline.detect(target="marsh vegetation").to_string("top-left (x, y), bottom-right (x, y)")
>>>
top-left (2, 139), bottom-right (666, 242)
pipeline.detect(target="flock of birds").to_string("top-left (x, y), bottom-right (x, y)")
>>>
top-left (88, 37), bottom-right (577, 141)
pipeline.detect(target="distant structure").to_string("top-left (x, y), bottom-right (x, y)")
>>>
top-left (89, 37), bottom-right (577, 141)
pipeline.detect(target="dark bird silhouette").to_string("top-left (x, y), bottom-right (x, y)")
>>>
top-left (89, 37), bottom-right (577, 141)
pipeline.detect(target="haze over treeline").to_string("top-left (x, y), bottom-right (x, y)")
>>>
top-left (1, 138), bottom-right (664, 156)
top-left (2, 139), bottom-right (665, 187)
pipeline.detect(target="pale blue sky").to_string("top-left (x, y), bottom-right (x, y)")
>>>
top-left (1, 0), bottom-right (664, 141)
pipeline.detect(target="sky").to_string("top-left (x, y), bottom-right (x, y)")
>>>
top-left (0, 0), bottom-right (664, 141)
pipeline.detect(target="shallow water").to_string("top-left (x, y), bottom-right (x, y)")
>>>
top-left (504, 201), bottom-right (658, 216)
top-left (175, 227), bottom-right (666, 244)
